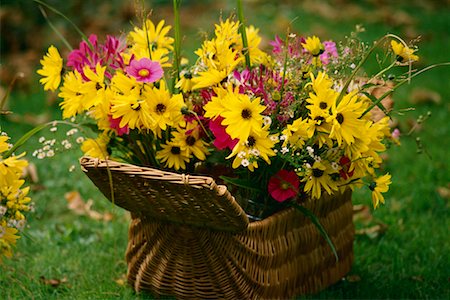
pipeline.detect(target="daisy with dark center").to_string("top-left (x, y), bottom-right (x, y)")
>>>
top-left (327, 91), bottom-right (366, 146)
top-left (227, 127), bottom-right (276, 171)
top-left (370, 173), bottom-right (391, 208)
top-left (143, 81), bottom-right (184, 132)
top-left (172, 122), bottom-right (209, 160)
top-left (156, 141), bottom-right (190, 170)
top-left (303, 161), bottom-right (338, 199)
top-left (220, 91), bottom-right (265, 141)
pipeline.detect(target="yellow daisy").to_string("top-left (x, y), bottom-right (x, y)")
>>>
top-left (303, 160), bottom-right (338, 199)
top-left (302, 36), bottom-right (324, 56)
top-left (156, 141), bottom-right (190, 170)
top-left (391, 40), bottom-right (419, 63)
top-left (171, 122), bottom-right (209, 161)
top-left (37, 45), bottom-right (63, 91)
top-left (81, 133), bottom-right (110, 159)
top-left (370, 173), bottom-right (391, 208)
top-left (58, 71), bottom-right (86, 119)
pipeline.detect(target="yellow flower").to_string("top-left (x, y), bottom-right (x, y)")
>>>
top-left (303, 161), bottom-right (338, 199)
top-left (37, 45), bottom-right (63, 91)
top-left (391, 40), bottom-right (419, 63)
top-left (282, 117), bottom-right (311, 149)
top-left (80, 63), bottom-right (107, 109)
top-left (327, 91), bottom-right (366, 146)
top-left (171, 122), bottom-right (209, 161)
top-left (81, 133), bottom-right (110, 159)
top-left (227, 127), bottom-right (276, 172)
top-left (370, 173), bottom-right (391, 208)
top-left (144, 82), bottom-right (184, 132)
top-left (306, 106), bottom-right (333, 148)
top-left (0, 223), bottom-right (20, 257)
top-left (0, 136), bottom-right (10, 154)
top-left (58, 71), bottom-right (86, 119)
top-left (156, 141), bottom-right (190, 170)
top-left (219, 91), bottom-right (265, 141)
top-left (302, 36), bottom-right (324, 56)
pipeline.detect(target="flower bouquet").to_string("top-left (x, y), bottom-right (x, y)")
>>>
top-left (35, 1), bottom-right (436, 298)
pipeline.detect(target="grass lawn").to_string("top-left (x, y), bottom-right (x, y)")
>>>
top-left (1, 0), bottom-right (449, 299)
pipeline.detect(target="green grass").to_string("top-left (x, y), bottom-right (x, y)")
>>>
top-left (1, 0), bottom-right (449, 299)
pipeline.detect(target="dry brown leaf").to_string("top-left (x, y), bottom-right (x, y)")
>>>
top-left (39, 276), bottom-right (68, 288)
top-left (353, 204), bottom-right (373, 224)
top-left (355, 223), bottom-right (388, 238)
top-left (437, 184), bottom-right (450, 200)
top-left (65, 191), bottom-right (113, 221)
top-left (410, 88), bottom-right (442, 105)
top-left (23, 163), bottom-right (39, 183)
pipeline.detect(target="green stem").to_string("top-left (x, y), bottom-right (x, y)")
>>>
top-left (237, 0), bottom-right (251, 69)
top-left (33, 0), bottom-right (89, 44)
top-left (361, 62), bottom-right (450, 118)
top-left (38, 5), bottom-right (72, 50)
top-left (172, 0), bottom-right (182, 87)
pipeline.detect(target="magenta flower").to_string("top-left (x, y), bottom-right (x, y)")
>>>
top-left (269, 35), bottom-right (284, 54)
top-left (268, 170), bottom-right (300, 202)
top-left (126, 58), bottom-right (163, 83)
top-left (109, 116), bottom-right (129, 136)
top-left (209, 116), bottom-right (238, 150)
top-left (320, 40), bottom-right (338, 65)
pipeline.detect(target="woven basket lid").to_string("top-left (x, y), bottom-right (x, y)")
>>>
top-left (80, 157), bottom-right (249, 233)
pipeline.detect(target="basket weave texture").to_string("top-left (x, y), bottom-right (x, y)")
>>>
top-left (80, 156), bottom-right (354, 299)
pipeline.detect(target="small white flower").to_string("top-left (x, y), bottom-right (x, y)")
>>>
top-left (281, 147), bottom-right (289, 154)
top-left (263, 116), bottom-right (272, 126)
top-left (305, 163), bottom-right (312, 169)
top-left (314, 155), bottom-right (322, 162)
top-left (270, 135), bottom-right (279, 142)
top-left (64, 143), bottom-right (72, 149)
top-left (43, 145), bottom-right (50, 151)
top-left (76, 137), bottom-right (85, 144)
top-left (0, 226), bottom-right (5, 238)
top-left (241, 159), bottom-right (250, 167)
top-left (331, 162), bottom-right (339, 170)
top-left (15, 219), bottom-right (26, 231)
top-left (350, 63), bottom-right (356, 69)
top-left (238, 151), bottom-right (247, 159)
top-left (279, 134), bottom-right (287, 141)
top-left (69, 165), bottom-right (76, 172)
top-left (0, 206), bottom-right (7, 216)
top-left (306, 146), bottom-right (314, 156)
top-left (37, 152), bottom-right (45, 159)
top-left (50, 127), bottom-right (57, 132)
top-left (46, 150), bottom-right (55, 157)
top-left (250, 149), bottom-right (260, 157)
top-left (39, 137), bottom-right (46, 143)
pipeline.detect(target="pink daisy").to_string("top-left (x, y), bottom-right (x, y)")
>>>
top-left (126, 58), bottom-right (163, 83)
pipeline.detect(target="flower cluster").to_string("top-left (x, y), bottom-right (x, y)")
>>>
top-left (0, 133), bottom-right (32, 261)
top-left (37, 16), bottom-right (421, 215)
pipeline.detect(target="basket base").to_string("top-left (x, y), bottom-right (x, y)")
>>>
top-left (125, 190), bottom-right (354, 299)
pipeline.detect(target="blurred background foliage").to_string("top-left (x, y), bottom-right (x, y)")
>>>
top-left (0, 0), bottom-right (449, 298)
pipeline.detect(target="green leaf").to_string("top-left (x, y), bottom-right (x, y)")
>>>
top-left (360, 91), bottom-right (389, 115)
top-left (219, 176), bottom-right (264, 192)
top-left (291, 202), bottom-right (339, 262)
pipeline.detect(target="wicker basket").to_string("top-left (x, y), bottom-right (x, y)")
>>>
top-left (80, 156), bottom-right (354, 299)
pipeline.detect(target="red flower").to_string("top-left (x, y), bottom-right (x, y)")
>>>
top-left (339, 156), bottom-right (354, 180)
top-left (209, 116), bottom-right (238, 150)
top-left (268, 170), bottom-right (300, 202)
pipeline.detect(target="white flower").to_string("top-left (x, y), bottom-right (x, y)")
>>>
top-left (250, 149), bottom-right (260, 157)
top-left (331, 162), bottom-right (339, 170)
top-left (263, 116), bottom-right (272, 126)
top-left (39, 137), bottom-right (46, 143)
top-left (46, 150), bottom-right (55, 157)
top-left (281, 147), bottom-right (289, 154)
top-left (0, 206), bottom-right (7, 216)
top-left (241, 159), bottom-right (250, 167)
top-left (50, 127), bottom-right (57, 132)
top-left (238, 151), bottom-right (247, 159)
top-left (76, 137), bottom-right (85, 144)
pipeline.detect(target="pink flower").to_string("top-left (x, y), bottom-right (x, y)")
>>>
top-left (109, 116), bottom-right (129, 136)
top-left (268, 170), bottom-right (300, 202)
top-left (320, 41), bottom-right (338, 65)
top-left (269, 35), bottom-right (284, 54)
top-left (392, 128), bottom-right (401, 140)
top-left (209, 116), bottom-right (238, 150)
top-left (126, 58), bottom-right (163, 83)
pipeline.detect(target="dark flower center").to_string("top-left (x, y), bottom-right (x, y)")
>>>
top-left (170, 146), bottom-right (181, 155)
top-left (247, 136), bottom-right (256, 147)
top-left (131, 102), bottom-right (141, 111)
top-left (336, 113), bottom-right (344, 124)
top-left (369, 182), bottom-right (377, 191)
top-left (319, 102), bottom-right (327, 109)
top-left (95, 82), bottom-right (102, 90)
top-left (185, 136), bottom-right (196, 146)
top-left (241, 108), bottom-right (252, 119)
top-left (314, 116), bottom-right (325, 125)
top-left (312, 168), bottom-right (324, 178)
top-left (156, 103), bottom-right (166, 113)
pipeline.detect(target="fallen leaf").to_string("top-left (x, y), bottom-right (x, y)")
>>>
top-left (65, 191), bottom-right (113, 221)
top-left (355, 223), bottom-right (388, 239)
top-left (22, 163), bottom-right (39, 183)
top-left (410, 88), bottom-right (441, 105)
top-left (40, 276), bottom-right (68, 288)
top-left (437, 184), bottom-right (450, 200)
top-left (353, 204), bottom-right (373, 224)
